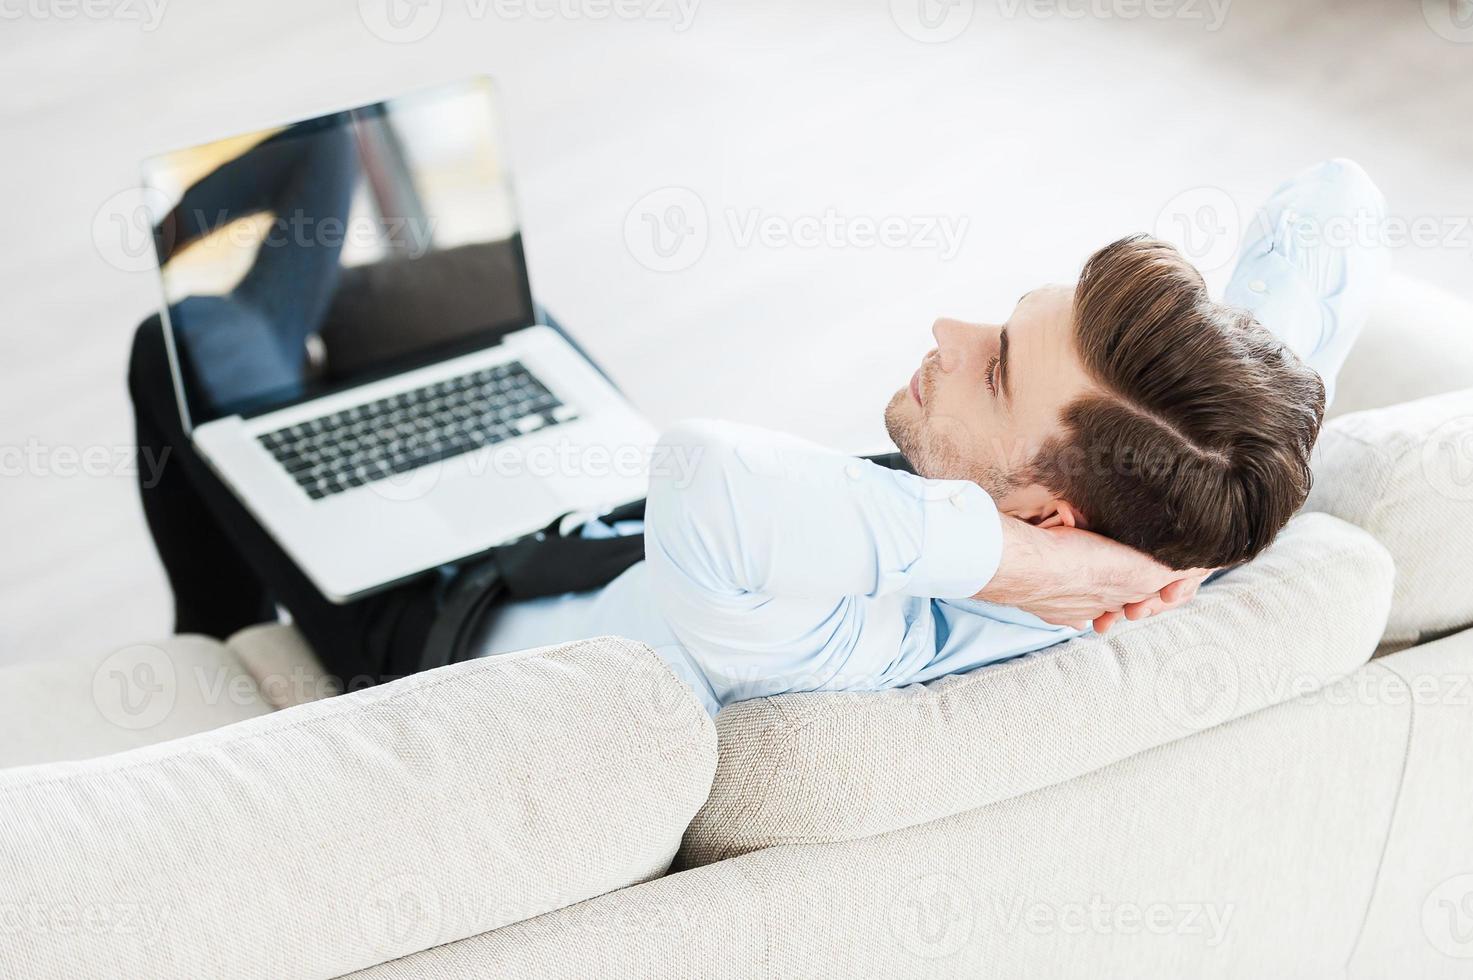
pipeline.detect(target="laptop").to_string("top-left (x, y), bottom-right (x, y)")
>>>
top-left (144, 77), bottom-right (657, 602)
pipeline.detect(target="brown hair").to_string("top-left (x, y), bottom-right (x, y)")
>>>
top-left (1030, 234), bottom-right (1325, 570)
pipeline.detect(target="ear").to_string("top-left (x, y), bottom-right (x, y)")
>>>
top-left (1030, 499), bottom-right (1086, 531)
top-left (996, 484), bottom-right (1089, 530)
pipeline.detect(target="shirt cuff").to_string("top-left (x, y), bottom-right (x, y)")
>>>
top-left (910, 479), bottom-right (1005, 599)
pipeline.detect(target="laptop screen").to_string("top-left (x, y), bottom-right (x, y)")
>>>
top-left (143, 77), bottom-right (536, 428)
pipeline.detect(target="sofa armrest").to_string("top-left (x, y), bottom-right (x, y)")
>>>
top-left (0, 636), bottom-right (716, 980)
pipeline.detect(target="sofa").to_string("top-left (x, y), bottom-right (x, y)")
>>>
top-left (3, 274), bottom-right (1472, 979)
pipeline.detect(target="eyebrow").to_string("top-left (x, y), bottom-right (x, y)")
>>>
top-left (998, 326), bottom-right (1013, 402)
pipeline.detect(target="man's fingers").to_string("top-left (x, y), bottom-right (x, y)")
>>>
top-left (1123, 599), bottom-right (1160, 620)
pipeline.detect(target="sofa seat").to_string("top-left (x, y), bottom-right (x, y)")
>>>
top-left (0, 634), bottom-right (274, 769)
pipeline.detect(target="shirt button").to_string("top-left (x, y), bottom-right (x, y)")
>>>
top-left (1248, 279), bottom-right (1268, 294)
top-left (844, 463), bottom-right (862, 480)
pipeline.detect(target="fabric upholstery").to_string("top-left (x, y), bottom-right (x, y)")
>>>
top-left (1349, 628), bottom-right (1473, 979)
top-left (1329, 272), bottom-right (1473, 421)
top-left (0, 634), bottom-right (273, 769)
top-left (226, 621), bottom-right (338, 709)
top-left (1305, 387), bottom-right (1473, 649)
top-left (680, 513), bottom-right (1393, 867)
top-left (0, 636), bottom-right (716, 980)
top-left (349, 647), bottom-right (1415, 978)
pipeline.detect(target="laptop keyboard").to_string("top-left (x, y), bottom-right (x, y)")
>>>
top-left (257, 361), bottom-right (577, 500)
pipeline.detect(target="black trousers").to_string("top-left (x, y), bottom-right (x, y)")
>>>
top-left (129, 316), bottom-right (442, 686)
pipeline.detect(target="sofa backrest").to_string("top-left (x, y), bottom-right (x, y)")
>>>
top-left (0, 636), bottom-right (715, 980)
top-left (679, 513), bottom-right (1392, 867)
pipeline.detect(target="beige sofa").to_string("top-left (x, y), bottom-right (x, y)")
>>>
top-left (3, 274), bottom-right (1472, 979)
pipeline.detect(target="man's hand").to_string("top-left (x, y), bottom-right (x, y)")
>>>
top-left (975, 516), bottom-right (1212, 632)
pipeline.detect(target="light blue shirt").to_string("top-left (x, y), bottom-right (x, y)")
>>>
top-left (477, 158), bottom-right (1388, 717)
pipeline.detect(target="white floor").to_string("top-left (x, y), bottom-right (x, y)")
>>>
top-left (2, 0), bottom-right (1471, 667)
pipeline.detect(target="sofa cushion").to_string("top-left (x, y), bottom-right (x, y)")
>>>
top-left (0, 634), bottom-right (273, 769)
top-left (1305, 387), bottom-right (1473, 649)
top-left (0, 636), bottom-right (716, 980)
top-left (225, 621), bottom-right (339, 709)
top-left (679, 513), bottom-right (1392, 867)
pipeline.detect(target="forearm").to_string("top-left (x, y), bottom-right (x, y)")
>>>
top-left (971, 516), bottom-right (1075, 607)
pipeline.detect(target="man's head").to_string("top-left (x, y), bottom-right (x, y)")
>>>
top-left (883, 234), bottom-right (1326, 570)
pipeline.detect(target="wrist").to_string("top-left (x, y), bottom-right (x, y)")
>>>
top-left (973, 517), bottom-right (1064, 605)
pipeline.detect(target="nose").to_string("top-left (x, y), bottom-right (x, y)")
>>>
top-left (931, 318), bottom-right (995, 375)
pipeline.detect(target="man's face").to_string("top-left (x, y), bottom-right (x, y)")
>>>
top-left (883, 284), bottom-right (1098, 521)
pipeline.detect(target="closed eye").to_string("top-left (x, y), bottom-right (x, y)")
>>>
top-left (984, 354), bottom-right (1000, 396)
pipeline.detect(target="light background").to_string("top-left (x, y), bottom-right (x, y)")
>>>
top-left (2, 0), bottom-right (1471, 666)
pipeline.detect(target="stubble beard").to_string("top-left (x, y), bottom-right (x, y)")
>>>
top-left (883, 387), bottom-right (1022, 499)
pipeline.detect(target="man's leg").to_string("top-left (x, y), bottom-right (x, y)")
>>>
top-left (128, 316), bottom-right (439, 684)
top-left (1225, 158), bottom-right (1392, 409)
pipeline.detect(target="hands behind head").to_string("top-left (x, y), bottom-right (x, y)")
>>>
top-left (976, 517), bottom-right (1216, 634)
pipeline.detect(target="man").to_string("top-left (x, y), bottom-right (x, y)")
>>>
top-left (474, 159), bottom-right (1388, 715)
top-left (130, 159), bottom-right (1386, 713)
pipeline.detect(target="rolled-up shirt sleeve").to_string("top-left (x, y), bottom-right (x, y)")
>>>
top-left (645, 419), bottom-right (1004, 602)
